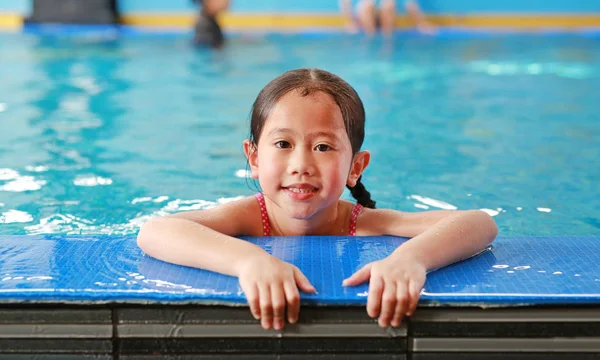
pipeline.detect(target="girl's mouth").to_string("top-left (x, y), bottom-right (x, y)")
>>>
top-left (286, 187), bottom-right (315, 193)
top-left (283, 185), bottom-right (318, 200)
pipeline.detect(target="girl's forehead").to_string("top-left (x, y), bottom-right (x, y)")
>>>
top-left (264, 91), bottom-right (346, 132)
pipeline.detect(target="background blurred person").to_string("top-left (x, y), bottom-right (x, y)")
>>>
top-left (340, 0), bottom-right (437, 36)
top-left (192, 0), bottom-right (231, 48)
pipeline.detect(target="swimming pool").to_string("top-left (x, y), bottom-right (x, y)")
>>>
top-left (0, 31), bottom-right (599, 236)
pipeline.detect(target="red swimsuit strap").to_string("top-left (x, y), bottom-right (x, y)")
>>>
top-left (349, 203), bottom-right (363, 236)
top-left (255, 193), bottom-right (271, 236)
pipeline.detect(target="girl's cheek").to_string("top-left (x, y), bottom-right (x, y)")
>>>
top-left (264, 156), bottom-right (286, 175)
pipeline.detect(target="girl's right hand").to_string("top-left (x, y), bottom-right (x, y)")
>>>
top-left (237, 255), bottom-right (316, 330)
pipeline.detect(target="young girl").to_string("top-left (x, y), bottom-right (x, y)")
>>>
top-left (137, 68), bottom-right (498, 331)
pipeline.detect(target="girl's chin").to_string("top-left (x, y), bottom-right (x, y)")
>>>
top-left (283, 206), bottom-right (318, 221)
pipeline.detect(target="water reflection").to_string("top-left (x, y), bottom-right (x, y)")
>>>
top-left (1, 35), bottom-right (140, 234)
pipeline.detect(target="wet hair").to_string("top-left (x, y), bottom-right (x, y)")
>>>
top-left (248, 68), bottom-right (376, 209)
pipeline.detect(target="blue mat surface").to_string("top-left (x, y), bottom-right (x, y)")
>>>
top-left (0, 235), bottom-right (599, 305)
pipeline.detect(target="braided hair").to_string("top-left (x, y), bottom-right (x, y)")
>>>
top-left (347, 176), bottom-right (376, 209)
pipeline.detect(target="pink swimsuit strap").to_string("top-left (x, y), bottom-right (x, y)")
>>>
top-left (254, 193), bottom-right (363, 236)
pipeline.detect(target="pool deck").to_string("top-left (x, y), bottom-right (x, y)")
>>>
top-left (0, 235), bottom-right (599, 357)
top-left (2, 12), bottom-right (600, 31)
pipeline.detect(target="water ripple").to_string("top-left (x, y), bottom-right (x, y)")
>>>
top-left (0, 34), bottom-right (598, 236)
top-left (0, 175), bottom-right (46, 192)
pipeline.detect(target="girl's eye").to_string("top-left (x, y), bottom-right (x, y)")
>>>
top-left (275, 141), bottom-right (291, 149)
top-left (315, 144), bottom-right (332, 152)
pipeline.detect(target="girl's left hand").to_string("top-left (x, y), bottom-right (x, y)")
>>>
top-left (342, 255), bottom-right (426, 327)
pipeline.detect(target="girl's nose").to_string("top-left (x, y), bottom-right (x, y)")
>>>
top-left (288, 148), bottom-right (315, 176)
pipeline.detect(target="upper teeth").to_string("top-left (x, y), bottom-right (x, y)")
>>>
top-left (288, 188), bottom-right (313, 193)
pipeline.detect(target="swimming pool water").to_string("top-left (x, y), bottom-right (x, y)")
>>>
top-left (0, 31), bottom-right (598, 236)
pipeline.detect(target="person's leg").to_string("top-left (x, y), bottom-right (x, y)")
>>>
top-left (356, 0), bottom-right (377, 36)
top-left (379, 0), bottom-right (396, 36)
top-left (340, 0), bottom-right (360, 33)
top-left (405, 0), bottom-right (436, 34)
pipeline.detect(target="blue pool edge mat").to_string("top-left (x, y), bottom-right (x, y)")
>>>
top-left (0, 235), bottom-right (599, 306)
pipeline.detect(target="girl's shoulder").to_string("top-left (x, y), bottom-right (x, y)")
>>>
top-left (356, 206), bottom-right (431, 237)
top-left (354, 206), bottom-right (404, 236)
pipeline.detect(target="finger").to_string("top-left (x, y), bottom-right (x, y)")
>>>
top-left (406, 279), bottom-right (421, 316)
top-left (398, 282), bottom-right (410, 321)
top-left (259, 285), bottom-right (273, 330)
top-left (243, 283), bottom-right (260, 320)
top-left (343, 264), bottom-right (372, 286)
top-left (391, 282), bottom-right (408, 327)
top-left (294, 268), bottom-right (316, 293)
top-left (270, 284), bottom-right (286, 331)
top-left (378, 281), bottom-right (396, 328)
top-left (367, 275), bottom-right (383, 318)
top-left (284, 280), bottom-right (301, 324)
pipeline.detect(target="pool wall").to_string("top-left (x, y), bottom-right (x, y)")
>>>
top-left (1, 0), bottom-right (600, 29)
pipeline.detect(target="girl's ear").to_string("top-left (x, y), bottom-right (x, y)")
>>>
top-left (347, 150), bottom-right (370, 187)
top-left (243, 140), bottom-right (260, 179)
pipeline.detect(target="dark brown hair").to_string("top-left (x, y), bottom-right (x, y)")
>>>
top-left (248, 68), bottom-right (375, 208)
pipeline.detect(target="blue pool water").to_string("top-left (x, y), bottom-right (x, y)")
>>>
top-left (0, 31), bottom-right (598, 236)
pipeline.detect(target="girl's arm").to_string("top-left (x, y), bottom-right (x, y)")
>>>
top-left (345, 209), bottom-right (497, 328)
top-left (137, 196), bottom-right (266, 276)
top-left (359, 208), bottom-right (497, 271)
top-left (136, 196), bottom-right (316, 330)
top-left (390, 209), bottom-right (497, 271)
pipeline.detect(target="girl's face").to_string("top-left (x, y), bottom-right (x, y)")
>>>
top-left (244, 90), bottom-right (369, 220)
